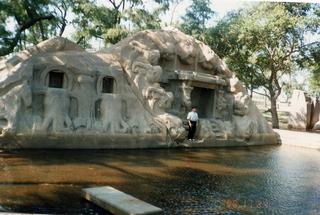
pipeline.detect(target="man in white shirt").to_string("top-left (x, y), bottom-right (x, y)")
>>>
top-left (187, 107), bottom-right (199, 141)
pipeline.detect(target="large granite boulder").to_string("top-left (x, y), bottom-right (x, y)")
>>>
top-left (0, 28), bottom-right (279, 148)
top-left (288, 90), bottom-right (312, 131)
top-left (288, 90), bottom-right (320, 131)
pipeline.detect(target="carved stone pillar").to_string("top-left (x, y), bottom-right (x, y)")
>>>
top-left (180, 81), bottom-right (193, 118)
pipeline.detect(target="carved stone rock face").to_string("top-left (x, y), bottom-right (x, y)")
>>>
top-left (0, 29), bottom-right (278, 148)
top-left (289, 90), bottom-right (320, 131)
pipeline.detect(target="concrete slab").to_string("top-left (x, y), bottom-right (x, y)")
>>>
top-left (82, 186), bottom-right (163, 215)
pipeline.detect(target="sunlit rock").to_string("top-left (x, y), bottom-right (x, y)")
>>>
top-left (0, 29), bottom-right (278, 148)
top-left (288, 90), bottom-right (320, 131)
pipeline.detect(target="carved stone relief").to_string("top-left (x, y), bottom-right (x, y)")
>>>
top-left (216, 90), bottom-right (226, 119)
top-left (43, 88), bottom-right (73, 133)
top-left (0, 28), bottom-right (279, 148)
top-left (0, 80), bottom-right (32, 135)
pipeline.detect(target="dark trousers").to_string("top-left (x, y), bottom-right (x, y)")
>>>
top-left (188, 121), bottom-right (197, 139)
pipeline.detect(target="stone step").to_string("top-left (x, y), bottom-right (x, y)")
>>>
top-left (82, 186), bottom-right (163, 215)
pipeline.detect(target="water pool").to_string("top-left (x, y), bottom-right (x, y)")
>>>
top-left (0, 145), bottom-right (319, 214)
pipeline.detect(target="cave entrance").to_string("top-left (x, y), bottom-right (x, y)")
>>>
top-left (190, 87), bottom-right (215, 119)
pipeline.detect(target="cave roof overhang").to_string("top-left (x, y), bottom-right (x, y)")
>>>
top-left (163, 70), bottom-right (226, 89)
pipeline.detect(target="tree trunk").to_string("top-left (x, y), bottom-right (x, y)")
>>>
top-left (270, 97), bottom-right (279, 128)
top-left (250, 87), bottom-right (253, 98)
top-left (59, 21), bottom-right (66, 36)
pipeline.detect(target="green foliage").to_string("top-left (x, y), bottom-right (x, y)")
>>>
top-left (102, 27), bottom-right (131, 45)
top-left (0, 0), bottom-right (172, 54)
top-left (123, 0), bottom-right (171, 31)
top-left (71, 0), bottom-right (120, 47)
top-left (309, 64), bottom-right (320, 95)
top-left (207, 2), bottom-right (320, 128)
top-left (0, 0), bottom-right (71, 56)
top-left (281, 72), bottom-right (307, 102)
top-left (180, 0), bottom-right (215, 40)
top-left (125, 8), bottom-right (162, 31)
top-left (71, 0), bottom-right (172, 47)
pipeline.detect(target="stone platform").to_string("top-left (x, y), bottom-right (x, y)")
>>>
top-left (82, 186), bottom-right (163, 215)
top-left (274, 129), bottom-right (320, 150)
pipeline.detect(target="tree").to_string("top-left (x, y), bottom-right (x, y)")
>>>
top-left (125, 8), bottom-right (162, 30)
top-left (180, 0), bottom-right (215, 41)
top-left (208, 2), bottom-right (320, 128)
top-left (0, 0), bottom-right (73, 56)
top-left (0, 0), bottom-right (173, 55)
top-left (71, 0), bottom-right (172, 47)
top-left (307, 59), bottom-right (320, 96)
top-left (0, 0), bottom-right (54, 56)
top-left (309, 66), bottom-right (320, 96)
top-left (71, 0), bottom-right (124, 47)
top-left (281, 72), bottom-right (307, 102)
top-left (52, 0), bottom-right (74, 37)
top-left (105, 0), bottom-right (171, 27)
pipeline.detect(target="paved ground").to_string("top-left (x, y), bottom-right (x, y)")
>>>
top-left (274, 129), bottom-right (320, 150)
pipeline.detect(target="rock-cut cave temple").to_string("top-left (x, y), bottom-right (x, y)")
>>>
top-left (0, 28), bottom-right (279, 148)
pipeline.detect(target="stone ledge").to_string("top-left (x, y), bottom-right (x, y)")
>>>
top-left (82, 186), bottom-right (163, 215)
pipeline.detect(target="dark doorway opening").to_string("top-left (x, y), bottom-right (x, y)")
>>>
top-left (190, 87), bottom-right (215, 118)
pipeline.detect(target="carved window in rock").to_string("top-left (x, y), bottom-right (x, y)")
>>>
top-left (47, 70), bottom-right (68, 89)
top-left (101, 77), bottom-right (115, 93)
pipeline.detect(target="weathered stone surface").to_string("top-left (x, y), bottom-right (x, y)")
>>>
top-left (0, 28), bottom-right (278, 148)
top-left (288, 90), bottom-right (315, 131)
top-left (311, 97), bottom-right (320, 131)
top-left (82, 186), bottom-right (163, 215)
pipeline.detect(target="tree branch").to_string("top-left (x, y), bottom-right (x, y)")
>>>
top-left (1, 14), bottom-right (55, 56)
top-left (253, 90), bottom-right (270, 100)
top-left (19, 14), bottom-right (54, 32)
top-left (76, 35), bottom-right (85, 44)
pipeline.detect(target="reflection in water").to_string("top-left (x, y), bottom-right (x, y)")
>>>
top-left (0, 145), bottom-right (319, 214)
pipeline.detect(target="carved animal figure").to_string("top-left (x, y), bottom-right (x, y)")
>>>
top-left (156, 113), bottom-right (186, 141)
top-left (132, 62), bottom-right (163, 87)
top-left (197, 120), bottom-right (216, 139)
top-left (180, 83), bottom-right (192, 117)
top-left (100, 94), bottom-right (131, 134)
top-left (0, 80), bottom-right (32, 135)
top-left (43, 88), bottom-right (73, 132)
top-left (123, 96), bottom-right (162, 134)
top-left (216, 91), bottom-right (227, 119)
top-left (143, 87), bottom-right (174, 114)
top-left (233, 115), bottom-right (256, 141)
top-left (229, 76), bottom-right (246, 95)
top-left (233, 92), bottom-right (251, 116)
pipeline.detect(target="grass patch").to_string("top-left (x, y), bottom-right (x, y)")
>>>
top-left (260, 110), bottom-right (289, 129)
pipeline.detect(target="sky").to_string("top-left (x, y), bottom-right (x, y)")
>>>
top-left (86, 0), bottom-right (319, 49)
top-left (162, 0), bottom-right (248, 24)
top-left (162, 0), bottom-right (320, 24)
top-left (99, 0), bottom-right (320, 30)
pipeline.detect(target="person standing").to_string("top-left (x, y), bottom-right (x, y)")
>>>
top-left (187, 107), bottom-right (199, 141)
